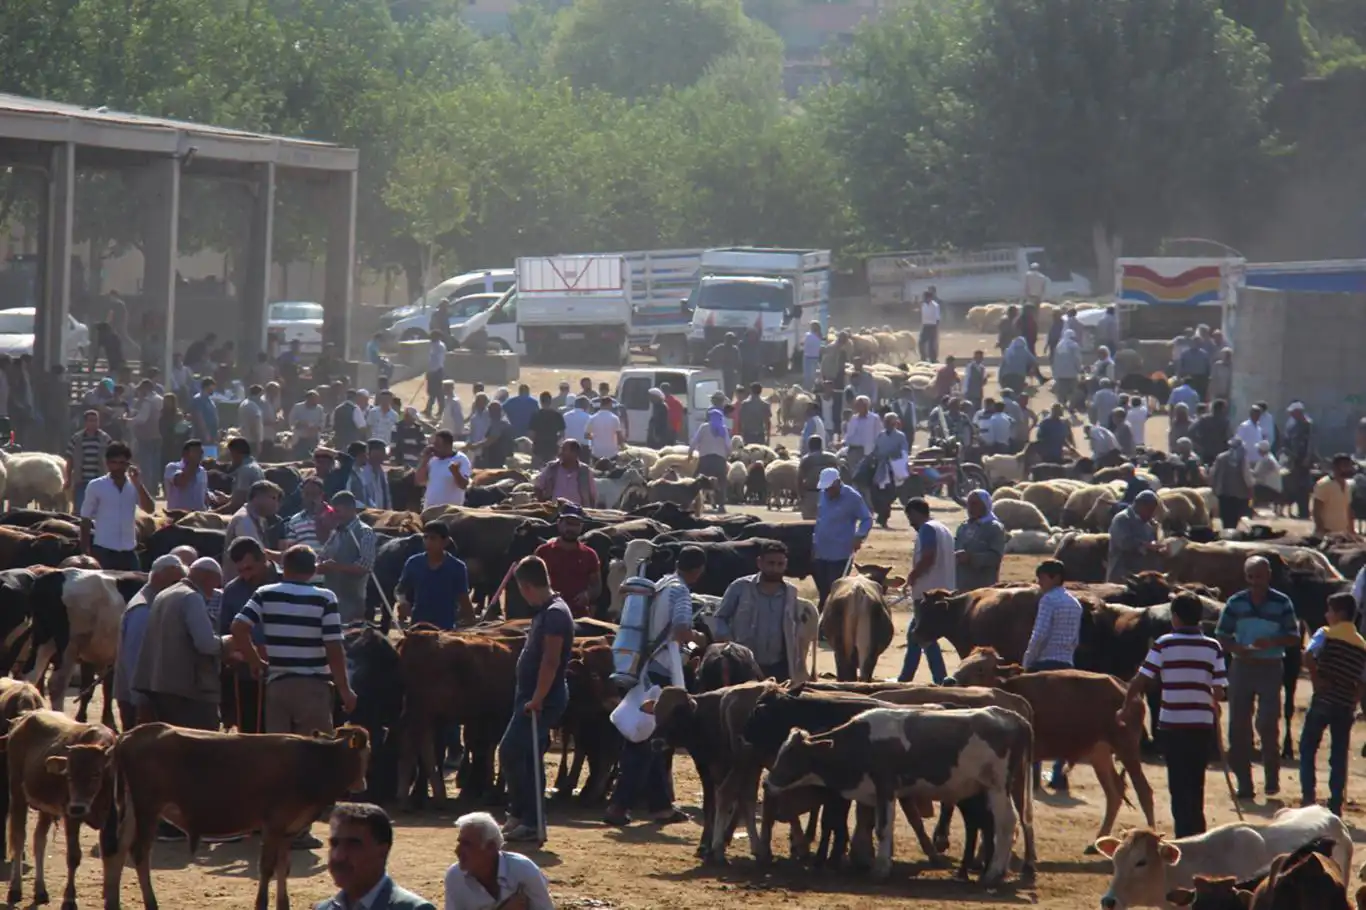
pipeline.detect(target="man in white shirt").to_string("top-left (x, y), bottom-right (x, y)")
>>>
top-left (424, 331), bottom-right (448, 419)
top-left (445, 812), bottom-right (553, 910)
top-left (562, 396), bottom-right (591, 443)
top-left (1126, 397), bottom-right (1150, 450)
top-left (842, 395), bottom-right (880, 460)
top-left (802, 322), bottom-right (824, 391)
top-left (1086, 423), bottom-right (1120, 459)
top-left (585, 396), bottom-right (624, 460)
top-left (80, 440), bottom-right (155, 571)
top-left (417, 429), bottom-right (471, 510)
top-left (919, 289), bottom-right (941, 362)
top-left (984, 401), bottom-right (1015, 454)
top-left (1023, 262), bottom-right (1047, 304)
top-left (366, 390), bottom-right (400, 445)
top-left (1235, 404), bottom-right (1265, 453)
top-left (1255, 400), bottom-right (1276, 449)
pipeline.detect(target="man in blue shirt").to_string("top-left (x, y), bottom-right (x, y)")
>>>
top-left (397, 522), bottom-right (474, 629)
top-left (1168, 377), bottom-right (1201, 415)
top-left (1215, 554), bottom-right (1300, 799)
top-left (191, 377), bottom-right (220, 446)
top-left (502, 384), bottom-right (539, 437)
top-left (811, 467), bottom-right (872, 612)
top-left (1034, 404), bottom-right (1076, 464)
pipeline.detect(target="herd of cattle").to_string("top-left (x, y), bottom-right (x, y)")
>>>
top-left (0, 440), bottom-right (1362, 907)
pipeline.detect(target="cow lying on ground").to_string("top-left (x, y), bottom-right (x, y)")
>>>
top-left (764, 705), bottom-right (1035, 884)
top-left (1165, 837), bottom-right (1349, 909)
top-left (100, 723), bottom-right (371, 910)
top-left (1095, 805), bottom-right (1351, 910)
top-left (5, 709), bottom-right (115, 910)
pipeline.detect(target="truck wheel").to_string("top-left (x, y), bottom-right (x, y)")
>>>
top-left (656, 336), bottom-right (687, 367)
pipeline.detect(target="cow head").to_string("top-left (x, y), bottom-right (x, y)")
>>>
top-left (566, 644), bottom-right (620, 716)
top-left (946, 647), bottom-right (1020, 687)
top-left (856, 564), bottom-right (906, 592)
top-left (764, 728), bottom-right (832, 794)
top-left (46, 742), bottom-right (113, 818)
top-left (328, 725), bottom-right (372, 793)
top-left (1124, 571), bottom-right (1177, 607)
top-left (643, 686), bottom-right (695, 752)
top-left (909, 589), bottom-right (965, 645)
top-left (1095, 829), bottom-right (1183, 910)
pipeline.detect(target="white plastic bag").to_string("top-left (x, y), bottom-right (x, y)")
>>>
top-left (610, 681), bottom-right (663, 743)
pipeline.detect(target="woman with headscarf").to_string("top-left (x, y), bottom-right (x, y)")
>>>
top-left (998, 336), bottom-right (1038, 394)
top-left (1250, 439), bottom-right (1284, 516)
top-left (1051, 330), bottom-right (1083, 413)
top-left (1209, 436), bottom-right (1253, 530)
top-left (688, 408), bottom-right (732, 512)
top-left (646, 387), bottom-right (674, 448)
top-left (954, 490), bottom-right (1007, 590)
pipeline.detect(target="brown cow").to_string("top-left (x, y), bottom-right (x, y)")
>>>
top-left (819, 565), bottom-right (903, 681)
top-left (1161, 538), bottom-right (1342, 598)
top-left (0, 679), bottom-right (44, 857)
top-left (554, 640), bottom-right (622, 803)
top-left (1052, 532), bottom-right (1111, 583)
top-left (948, 647), bottom-right (1156, 845)
top-left (911, 584), bottom-right (1108, 664)
top-left (396, 630), bottom-right (520, 805)
top-left (359, 508), bottom-right (422, 535)
top-left (4, 709), bottom-right (115, 910)
top-left (470, 468), bottom-right (529, 487)
top-left (100, 723), bottom-right (370, 910)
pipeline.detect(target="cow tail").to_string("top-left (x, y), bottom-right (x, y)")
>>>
top-left (1019, 725), bottom-right (1033, 831)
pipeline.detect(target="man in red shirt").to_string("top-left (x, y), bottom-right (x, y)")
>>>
top-left (534, 503), bottom-right (602, 617)
top-left (661, 381), bottom-right (685, 439)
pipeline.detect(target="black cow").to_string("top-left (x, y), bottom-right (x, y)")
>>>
top-left (0, 569), bottom-right (39, 674)
top-left (0, 509), bottom-right (80, 528)
top-left (695, 642), bottom-right (763, 693)
top-left (733, 521), bottom-right (815, 578)
top-left (655, 527), bottom-right (728, 544)
top-left (142, 525), bottom-right (226, 568)
top-left (644, 539), bottom-right (790, 596)
top-left (262, 464), bottom-right (303, 498)
top-left (343, 624), bottom-right (405, 801)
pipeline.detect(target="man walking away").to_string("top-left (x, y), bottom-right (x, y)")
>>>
top-left (80, 441), bottom-right (155, 571)
top-left (919, 289), bottom-right (941, 362)
top-left (1300, 592), bottom-right (1366, 816)
top-left (1215, 555), bottom-right (1299, 799)
top-left (604, 546), bottom-right (704, 827)
top-left (1119, 593), bottom-right (1226, 837)
top-left (499, 556), bottom-right (574, 843)
top-left (528, 392), bottom-right (566, 469)
top-left (739, 383), bottom-right (771, 446)
top-left (810, 468), bottom-right (872, 612)
top-left (1023, 559), bottom-right (1083, 791)
top-left (899, 498), bottom-right (954, 683)
top-left (706, 332), bottom-right (742, 395)
top-left (1023, 262), bottom-right (1047, 306)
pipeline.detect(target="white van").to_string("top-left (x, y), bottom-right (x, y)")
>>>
top-left (376, 269), bottom-right (515, 340)
top-left (615, 367), bottom-right (726, 445)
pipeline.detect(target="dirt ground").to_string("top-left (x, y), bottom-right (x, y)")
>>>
top-left (35, 328), bottom-right (1366, 909)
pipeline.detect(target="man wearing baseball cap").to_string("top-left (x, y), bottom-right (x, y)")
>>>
top-left (810, 466), bottom-right (872, 612)
top-left (318, 491), bottom-right (377, 625)
top-left (533, 504), bottom-right (601, 618)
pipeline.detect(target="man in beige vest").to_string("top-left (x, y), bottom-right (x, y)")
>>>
top-left (133, 557), bottom-right (234, 730)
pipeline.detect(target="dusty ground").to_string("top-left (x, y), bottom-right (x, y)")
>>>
top-left (34, 329), bottom-right (1366, 909)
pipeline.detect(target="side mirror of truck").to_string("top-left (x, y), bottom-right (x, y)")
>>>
top-left (680, 298), bottom-right (695, 315)
top-left (783, 306), bottom-right (799, 324)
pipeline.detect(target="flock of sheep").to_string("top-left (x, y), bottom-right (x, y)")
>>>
top-left (963, 300), bottom-right (1105, 334)
top-left (0, 450), bottom-right (73, 511)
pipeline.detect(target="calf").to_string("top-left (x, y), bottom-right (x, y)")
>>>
top-left (553, 641), bottom-right (621, 804)
top-left (818, 566), bottom-right (902, 681)
top-left (5, 709), bottom-right (115, 910)
top-left (763, 705), bottom-right (1035, 884)
top-left (1096, 805), bottom-right (1351, 910)
top-left (648, 475), bottom-right (714, 512)
top-left (695, 642), bottom-right (763, 693)
top-left (949, 647), bottom-right (1155, 844)
top-left (343, 626), bottom-right (405, 802)
top-left (101, 723), bottom-right (370, 910)
top-left (0, 678), bottom-right (44, 856)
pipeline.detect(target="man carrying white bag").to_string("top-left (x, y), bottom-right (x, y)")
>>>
top-left (603, 545), bottom-right (708, 826)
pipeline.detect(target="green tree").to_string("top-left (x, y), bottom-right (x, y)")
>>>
top-left (547, 0), bottom-right (783, 99)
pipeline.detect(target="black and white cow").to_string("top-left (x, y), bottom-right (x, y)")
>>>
top-left (763, 705), bottom-right (1036, 884)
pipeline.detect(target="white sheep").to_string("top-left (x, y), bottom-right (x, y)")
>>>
top-left (0, 451), bottom-right (65, 510)
top-left (727, 461), bottom-right (748, 502)
top-left (619, 446), bottom-right (660, 471)
top-left (648, 453), bottom-right (699, 481)
top-left (1020, 481), bottom-right (1073, 526)
top-left (1060, 484), bottom-right (1118, 529)
top-left (981, 452), bottom-right (1029, 487)
top-left (992, 486), bottom-right (1022, 501)
top-left (763, 460), bottom-right (799, 510)
top-left (1004, 530), bottom-right (1056, 555)
top-left (991, 499), bottom-right (1051, 532)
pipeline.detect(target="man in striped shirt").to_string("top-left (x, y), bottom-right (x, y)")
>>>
top-left (1023, 559), bottom-right (1083, 791)
top-left (1122, 593), bottom-right (1227, 836)
top-left (231, 544), bottom-right (356, 739)
top-left (1299, 592), bottom-right (1366, 816)
top-left (65, 409), bottom-right (112, 512)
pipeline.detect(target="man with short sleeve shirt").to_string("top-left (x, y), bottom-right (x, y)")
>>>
top-left (585, 398), bottom-right (623, 460)
top-left (738, 383), bottom-right (771, 445)
top-left (1215, 555), bottom-right (1300, 798)
top-left (900, 498), bottom-right (955, 684)
top-left (397, 522), bottom-right (474, 629)
top-left (80, 441), bottom-right (155, 571)
top-left (417, 430), bottom-right (471, 509)
top-left (562, 397), bottom-right (592, 444)
top-left (65, 409), bottom-right (112, 512)
top-left (534, 505), bottom-right (600, 618)
top-left (527, 393), bottom-right (565, 468)
top-left (802, 322), bottom-right (824, 391)
top-left (164, 439), bottom-right (211, 512)
top-left (232, 544), bottom-right (357, 735)
top-left (919, 289), bottom-right (941, 362)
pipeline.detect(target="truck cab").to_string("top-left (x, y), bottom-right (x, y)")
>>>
top-left (615, 367), bottom-right (726, 445)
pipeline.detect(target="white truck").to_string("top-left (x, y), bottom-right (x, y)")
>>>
top-left (685, 247), bottom-right (831, 371)
top-left (620, 249), bottom-right (705, 365)
top-left (866, 245), bottom-right (1091, 310)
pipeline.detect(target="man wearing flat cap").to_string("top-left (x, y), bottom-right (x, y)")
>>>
top-left (1106, 489), bottom-right (1163, 584)
top-left (133, 555), bottom-right (235, 729)
top-left (319, 491), bottom-right (377, 625)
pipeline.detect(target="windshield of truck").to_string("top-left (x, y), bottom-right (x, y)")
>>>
top-left (696, 279), bottom-right (792, 312)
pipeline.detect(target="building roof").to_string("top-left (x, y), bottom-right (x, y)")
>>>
top-left (0, 92), bottom-right (357, 172)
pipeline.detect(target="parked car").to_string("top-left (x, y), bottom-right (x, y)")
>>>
top-left (267, 301), bottom-right (324, 354)
top-left (0, 307), bottom-right (89, 362)
top-left (376, 269), bottom-right (514, 340)
top-left (382, 292), bottom-right (504, 343)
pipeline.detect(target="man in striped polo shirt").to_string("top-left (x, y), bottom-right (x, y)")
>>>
top-left (1121, 593), bottom-right (1227, 837)
top-left (1299, 592), bottom-right (1366, 816)
top-left (65, 409), bottom-right (112, 512)
top-left (231, 544), bottom-right (357, 738)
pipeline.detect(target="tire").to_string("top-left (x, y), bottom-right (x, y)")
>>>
top-left (401, 328), bottom-right (427, 342)
top-left (952, 464), bottom-right (990, 506)
top-left (656, 336), bottom-right (687, 367)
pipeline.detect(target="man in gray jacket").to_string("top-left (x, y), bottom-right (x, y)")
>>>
top-left (133, 556), bottom-right (234, 729)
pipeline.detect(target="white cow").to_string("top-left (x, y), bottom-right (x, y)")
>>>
top-left (594, 467), bottom-right (647, 510)
top-left (1095, 805), bottom-right (1351, 909)
top-left (28, 569), bottom-right (127, 715)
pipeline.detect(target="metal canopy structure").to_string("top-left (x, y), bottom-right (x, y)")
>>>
top-left (0, 92), bottom-right (359, 381)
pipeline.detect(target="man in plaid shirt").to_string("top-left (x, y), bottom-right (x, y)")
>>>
top-left (1024, 558), bottom-right (1084, 790)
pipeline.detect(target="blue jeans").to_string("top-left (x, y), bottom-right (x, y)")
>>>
top-left (612, 738), bottom-right (675, 814)
top-left (1299, 700), bottom-right (1354, 814)
top-left (1028, 660), bottom-right (1073, 784)
top-left (803, 357), bottom-right (820, 391)
top-left (899, 636), bottom-right (946, 683)
top-left (499, 683), bottom-right (568, 828)
top-left (73, 480), bottom-right (89, 513)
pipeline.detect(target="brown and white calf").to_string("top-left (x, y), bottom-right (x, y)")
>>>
top-left (3, 709), bottom-right (115, 910)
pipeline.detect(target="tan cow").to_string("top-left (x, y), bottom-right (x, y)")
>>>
top-left (0, 678), bottom-right (44, 857)
top-left (4, 709), bottom-right (115, 909)
top-left (102, 723), bottom-right (370, 910)
top-left (818, 566), bottom-right (903, 681)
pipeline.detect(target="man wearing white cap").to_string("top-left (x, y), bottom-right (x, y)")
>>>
top-left (115, 554), bottom-right (186, 729)
top-left (810, 467), bottom-right (872, 612)
top-left (133, 556), bottom-right (234, 730)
